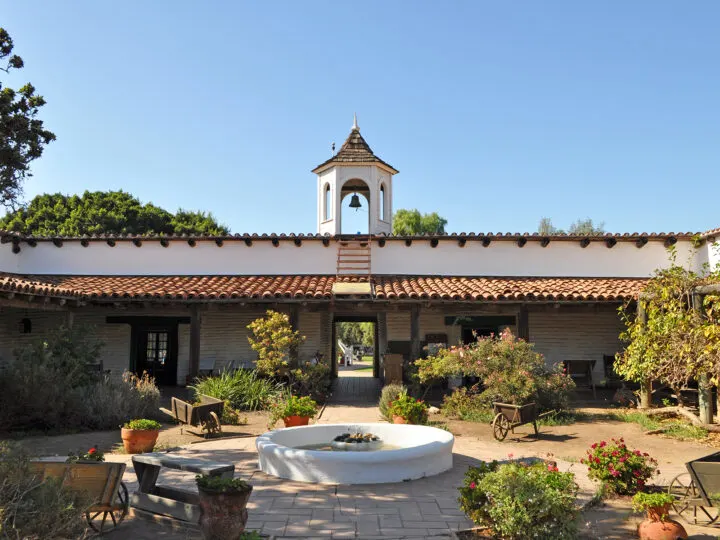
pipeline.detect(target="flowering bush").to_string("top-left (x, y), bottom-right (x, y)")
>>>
top-left (378, 384), bottom-right (406, 421)
top-left (66, 446), bottom-right (104, 463)
top-left (458, 460), bottom-right (578, 539)
top-left (388, 391), bottom-right (428, 424)
top-left (268, 394), bottom-right (318, 428)
top-left (416, 329), bottom-right (574, 411)
top-left (581, 438), bottom-right (658, 494)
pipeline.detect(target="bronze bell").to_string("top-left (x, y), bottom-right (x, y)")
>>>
top-left (349, 193), bottom-right (362, 210)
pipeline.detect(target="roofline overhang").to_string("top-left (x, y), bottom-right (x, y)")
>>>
top-left (311, 161), bottom-right (399, 175)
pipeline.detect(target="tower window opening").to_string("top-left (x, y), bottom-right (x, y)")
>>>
top-left (380, 184), bottom-right (386, 221)
top-left (324, 184), bottom-right (331, 220)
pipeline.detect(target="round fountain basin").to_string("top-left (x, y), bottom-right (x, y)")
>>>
top-left (256, 423), bottom-right (454, 484)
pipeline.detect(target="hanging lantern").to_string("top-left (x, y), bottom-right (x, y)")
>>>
top-left (349, 193), bottom-right (362, 211)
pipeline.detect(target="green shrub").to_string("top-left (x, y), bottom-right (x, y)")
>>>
top-left (631, 492), bottom-right (674, 517)
top-left (0, 443), bottom-right (90, 539)
top-left (124, 419), bottom-right (162, 430)
top-left (191, 369), bottom-right (282, 411)
top-left (379, 384), bottom-right (406, 421)
top-left (195, 474), bottom-right (252, 494)
top-left (458, 460), bottom-right (578, 539)
top-left (387, 391), bottom-right (428, 424)
top-left (268, 395), bottom-right (318, 428)
top-left (289, 362), bottom-right (332, 402)
top-left (441, 387), bottom-right (492, 421)
top-left (247, 310), bottom-right (305, 376)
top-left (581, 438), bottom-right (658, 494)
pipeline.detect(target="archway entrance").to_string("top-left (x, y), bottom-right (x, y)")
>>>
top-left (330, 315), bottom-right (380, 403)
top-left (340, 179), bottom-right (370, 235)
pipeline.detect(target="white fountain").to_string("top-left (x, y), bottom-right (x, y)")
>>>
top-left (255, 423), bottom-right (454, 484)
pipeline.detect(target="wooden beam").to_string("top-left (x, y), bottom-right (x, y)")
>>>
top-left (482, 237), bottom-right (491, 247)
top-left (410, 305), bottom-right (421, 362)
top-left (0, 295), bottom-right (68, 311)
top-left (189, 306), bottom-right (201, 379)
top-left (516, 238), bottom-right (527, 248)
top-left (517, 305), bottom-right (529, 341)
top-left (606, 238), bottom-right (617, 248)
top-left (540, 238), bottom-right (550, 247)
top-left (580, 238), bottom-right (591, 248)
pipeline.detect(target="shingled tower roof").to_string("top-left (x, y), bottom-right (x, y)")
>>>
top-left (312, 120), bottom-right (398, 174)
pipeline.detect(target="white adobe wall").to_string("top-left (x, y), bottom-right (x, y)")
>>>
top-left (528, 309), bottom-right (624, 382)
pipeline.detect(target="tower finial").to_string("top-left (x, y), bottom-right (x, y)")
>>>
top-left (352, 112), bottom-right (359, 131)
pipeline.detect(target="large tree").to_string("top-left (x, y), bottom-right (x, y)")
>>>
top-left (537, 217), bottom-right (605, 235)
top-left (0, 191), bottom-right (229, 236)
top-left (392, 209), bottom-right (447, 235)
top-left (0, 28), bottom-right (55, 210)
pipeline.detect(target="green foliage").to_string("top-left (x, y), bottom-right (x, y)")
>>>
top-left (0, 28), bottom-right (56, 210)
top-left (0, 443), bottom-right (89, 538)
top-left (0, 190), bottom-right (229, 236)
top-left (191, 369), bottom-right (282, 411)
top-left (0, 325), bottom-right (160, 432)
top-left (238, 532), bottom-right (263, 540)
top-left (66, 446), bottom-right (104, 463)
top-left (610, 411), bottom-right (707, 440)
top-left (378, 384), bottom-right (406, 421)
top-left (336, 322), bottom-right (374, 347)
top-left (289, 362), bottom-right (332, 402)
top-left (538, 217), bottom-right (563, 235)
top-left (631, 492), bottom-right (674, 515)
top-left (195, 474), bottom-right (251, 494)
top-left (615, 255), bottom-right (720, 394)
top-left (568, 218), bottom-right (605, 235)
top-left (417, 330), bottom-right (574, 411)
top-left (123, 419), bottom-right (161, 431)
top-left (247, 310), bottom-right (306, 376)
top-left (458, 460), bottom-right (578, 539)
top-left (268, 395), bottom-right (318, 428)
top-left (581, 438), bottom-right (658, 495)
top-left (392, 209), bottom-right (447, 235)
top-left (387, 391), bottom-right (428, 424)
top-left (441, 387), bottom-right (492, 422)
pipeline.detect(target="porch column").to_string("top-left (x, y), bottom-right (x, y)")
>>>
top-left (410, 305), bottom-right (421, 362)
top-left (376, 312), bottom-right (387, 379)
top-left (189, 305), bottom-right (201, 379)
top-left (289, 305), bottom-right (300, 367)
top-left (517, 305), bottom-right (529, 341)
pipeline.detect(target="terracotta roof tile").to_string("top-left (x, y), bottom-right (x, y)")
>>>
top-left (0, 273), bottom-right (646, 302)
top-left (312, 129), bottom-right (398, 174)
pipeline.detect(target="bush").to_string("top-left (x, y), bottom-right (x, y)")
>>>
top-left (387, 391), bottom-right (428, 424)
top-left (379, 384), bottom-right (406, 421)
top-left (0, 325), bottom-right (161, 432)
top-left (458, 460), bottom-right (578, 539)
top-left (581, 438), bottom-right (658, 494)
top-left (268, 394), bottom-right (318, 428)
top-left (247, 310), bottom-right (305, 376)
top-left (631, 492), bottom-right (674, 518)
top-left (123, 419), bottom-right (162, 430)
top-left (191, 369), bottom-right (282, 411)
top-left (289, 362), bottom-right (332, 402)
top-left (442, 387), bottom-right (493, 422)
top-left (0, 443), bottom-right (90, 539)
top-left (196, 475), bottom-right (252, 494)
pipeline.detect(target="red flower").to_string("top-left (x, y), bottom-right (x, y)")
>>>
top-left (470, 482), bottom-right (476, 489)
top-left (591, 443), bottom-right (597, 449)
top-left (88, 448), bottom-right (97, 455)
top-left (599, 441), bottom-right (607, 448)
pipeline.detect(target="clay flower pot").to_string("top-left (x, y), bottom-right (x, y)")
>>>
top-left (198, 485), bottom-right (253, 540)
top-left (121, 427), bottom-right (159, 454)
top-left (637, 505), bottom-right (688, 540)
top-left (283, 415), bottom-right (311, 428)
top-left (392, 415), bottom-right (408, 424)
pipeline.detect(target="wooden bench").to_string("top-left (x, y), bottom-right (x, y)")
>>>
top-left (130, 453), bottom-right (234, 523)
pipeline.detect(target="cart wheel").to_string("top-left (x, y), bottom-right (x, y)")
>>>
top-left (209, 411), bottom-right (222, 434)
top-left (492, 413), bottom-right (510, 441)
top-left (669, 472), bottom-right (719, 525)
top-left (86, 481), bottom-right (129, 533)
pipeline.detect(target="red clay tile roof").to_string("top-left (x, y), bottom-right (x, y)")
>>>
top-left (312, 128), bottom-right (398, 174)
top-left (0, 273), bottom-right (647, 302)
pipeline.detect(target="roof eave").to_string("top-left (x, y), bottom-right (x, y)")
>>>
top-left (311, 160), bottom-right (399, 175)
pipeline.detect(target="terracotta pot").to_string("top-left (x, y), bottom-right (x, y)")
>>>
top-left (283, 415), bottom-right (311, 428)
top-left (121, 428), bottom-right (159, 454)
top-left (198, 485), bottom-right (253, 540)
top-left (637, 515), bottom-right (687, 540)
top-left (392, 415), bottom-right (408, 424)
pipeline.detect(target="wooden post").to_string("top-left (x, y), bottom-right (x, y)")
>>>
top-left (410, 305), bottom-right (421, 363)
top-left (517, 306), bottom-right (529, 341)
top-left (289, 305), bottom-right (300, 368)
top-left (693, 292), bottom-right (713, 424)
top-left (637, 300), bottom-right (652, 409)
top-left (376, 312), bottom-right (387, 381)
top-left (189, 305), bottom-right (201, 380)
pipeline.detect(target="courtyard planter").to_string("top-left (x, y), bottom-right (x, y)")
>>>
top-left (196, 475), bottom-right (253, 540)
top-left (392, 415), bottom-right (408, 424)
top-left (283, 415), bottom-right (311, 428)
top-left (121, 419), bottom-right (161, 454)
top-left (269, 395), bottom-right (318, 429)
top-left (633, 493), bottom-right (687, 540)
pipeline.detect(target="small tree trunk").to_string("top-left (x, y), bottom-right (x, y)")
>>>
top-left (639, 379), bottom-right (652, 409)
top-left (698, 374), bottom-right (713, 424)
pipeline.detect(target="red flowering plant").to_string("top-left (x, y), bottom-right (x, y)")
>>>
top-left (66, 446), bottom-right (104, 463)
top-left (580, 438), bottom-right (658, 494)
top-left (387, 391), bottom-right (429, 424)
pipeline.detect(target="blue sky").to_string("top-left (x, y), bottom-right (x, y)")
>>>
top-left (3, 1), bottom-right (719, 234)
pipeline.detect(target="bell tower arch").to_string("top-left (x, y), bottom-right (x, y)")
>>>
top-left (313, 115), bottom-right (398, 236)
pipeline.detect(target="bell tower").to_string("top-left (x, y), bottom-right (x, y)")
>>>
top-left (313, 115), bottom-right (398, 236)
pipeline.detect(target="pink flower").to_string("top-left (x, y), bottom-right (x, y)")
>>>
top-left (470, 482), bottom-right (476, 489)
top-left (547, 464), bottom-right (558, 472)
top-left (599, 441), bottom-right (607, 448)
top-left (507, 453), bottom-right (514, 459)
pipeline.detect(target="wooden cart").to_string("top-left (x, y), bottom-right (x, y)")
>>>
top-left (30, 461), bottom-right (128, 533)
top-left (669, 451), bottom-right (720, 525)
top-left (168, 393), bottom-right (223, 437)
top-left (491, 402), bottom-right (539, 441)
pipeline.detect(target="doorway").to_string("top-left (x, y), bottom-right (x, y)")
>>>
top-left (133, 325), bottom-right (179, 386)
top-left (331, 316), bottom-right (381, 403)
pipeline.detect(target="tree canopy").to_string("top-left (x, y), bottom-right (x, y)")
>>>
top-left (336, 322), bottom-right (374, 347)
top-left (538, 217), bottom-right (605, 235)
top-left (392, 209), bottom-right (447, 235)
top-left (0, 28), bottom-right (55, 210)
top-left (0, 191), bottom-right (229, 236)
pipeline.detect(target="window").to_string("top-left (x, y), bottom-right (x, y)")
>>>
top-left (324, 184), bottom-right (331, 220)
top-left (146, 331), bottom-right (168, 366)
top-left (380, 184), bottom-right (386, 221)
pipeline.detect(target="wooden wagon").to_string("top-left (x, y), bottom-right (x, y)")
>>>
top-left (491, 402), bottom-right (539, 441)
top-left (168, 393), bottom-right (223, 437)
top-left (30, 461), bottom-right (128, 533)
top-left (669, 450), bottom-right (720, 525)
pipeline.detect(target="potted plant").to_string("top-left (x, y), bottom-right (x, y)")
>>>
top-left (387, 391), bottom-right (428, 425)
top-left (632, 492), bottom-right (687, 540)
top-left (269, 395), bottom-right (318, 428)
top-left (196, 475), bottom-right (253, 540)
top-left (121, 419), bottom-right (162, 454)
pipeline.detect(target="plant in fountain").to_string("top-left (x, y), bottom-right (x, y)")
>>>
top-left (387, 391), bottom-right (428, 424)
top-left (458, 459), bottom-right (578, 540)
top-left (247, 310), bottom-right (305, 377)
top-left (268, 394), bottom-right (318, 428)
top-left (196, 475), bottom-right (253, 540)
